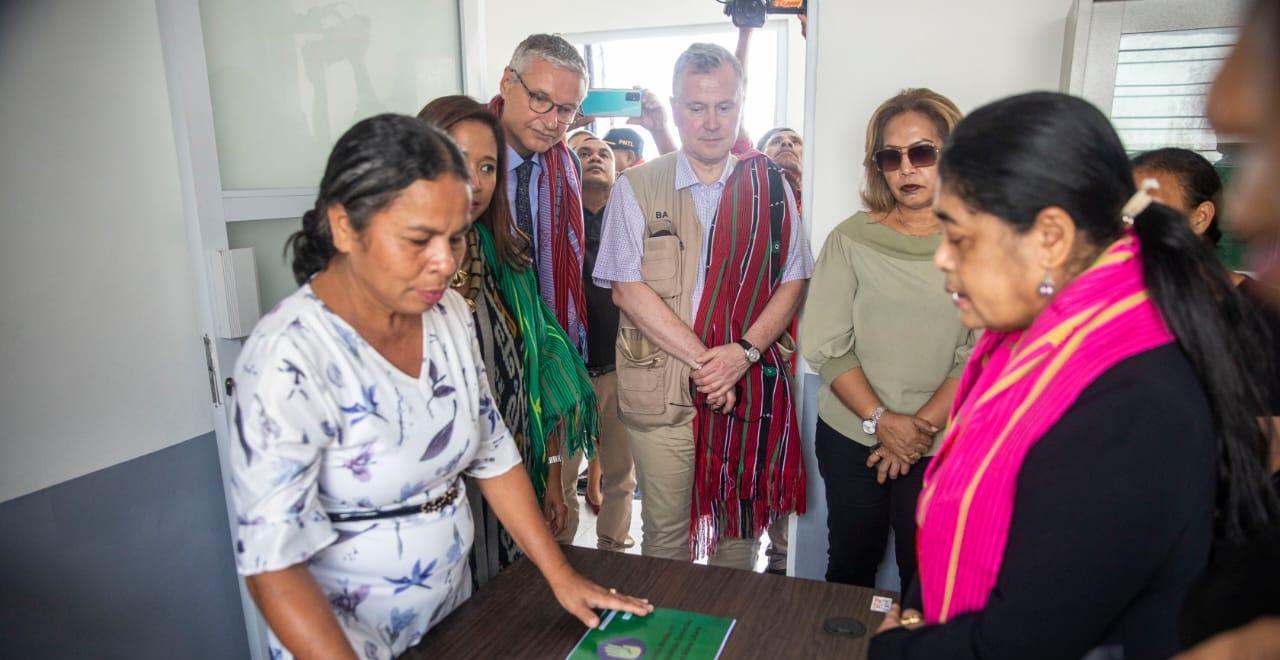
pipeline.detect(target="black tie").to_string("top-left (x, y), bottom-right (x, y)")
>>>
top-left (515, 159), bottom-right (534, 238)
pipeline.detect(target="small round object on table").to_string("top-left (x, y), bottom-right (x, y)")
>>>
top-left (822, 617), bottom-right (868, 639)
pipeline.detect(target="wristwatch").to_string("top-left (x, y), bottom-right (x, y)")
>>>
top-left (736, 339), bottom-right (761, 364)
top-left (862, 406), bottom-right (887, 435)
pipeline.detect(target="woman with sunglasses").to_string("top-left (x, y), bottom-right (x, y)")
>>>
top-left (799, 88), bottom-right (976, 591)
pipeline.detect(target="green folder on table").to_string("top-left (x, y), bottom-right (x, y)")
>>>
top-left (566, 607), bottom-right (736, 660)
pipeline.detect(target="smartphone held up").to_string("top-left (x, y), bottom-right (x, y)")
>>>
top-left (579, 89), bottom-right (644, 118)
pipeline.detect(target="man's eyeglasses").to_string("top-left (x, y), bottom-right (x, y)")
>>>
top-left (509, 68), bottom-right (579, 125)
top-left (873, 142), bottom-right (941, 172)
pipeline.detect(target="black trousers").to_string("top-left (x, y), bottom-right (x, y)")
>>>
top-left (815, 417), bottom-right (930, 590)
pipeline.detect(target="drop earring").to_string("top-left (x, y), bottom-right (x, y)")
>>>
top-left (1038, 273), bottom-right (1056, 298)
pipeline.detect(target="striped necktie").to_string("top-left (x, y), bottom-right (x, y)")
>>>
top-left (515, 159), bottom-right (535, 238)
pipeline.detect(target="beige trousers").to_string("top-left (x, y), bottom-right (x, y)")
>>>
top-left (555, 371), bottom-right (637, 551)
top-left (625, 420), bottom-right (758, 570)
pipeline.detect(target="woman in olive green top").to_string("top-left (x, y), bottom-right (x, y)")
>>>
top-left (800, 89), bottom-right (975, 591)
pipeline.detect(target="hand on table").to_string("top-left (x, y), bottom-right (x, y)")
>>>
top-left (876, 605), bottom-right (925, 634)
top-left (547, 570), bottom-right (655, 628)
top-left (691, 344), bottom-right (750, 399)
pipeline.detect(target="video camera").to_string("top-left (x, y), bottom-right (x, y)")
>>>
top-left (722, 0), bottom-right (806, 29)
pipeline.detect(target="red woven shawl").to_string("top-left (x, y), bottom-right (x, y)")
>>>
top-left (689, 150), bottom-right (806, 558)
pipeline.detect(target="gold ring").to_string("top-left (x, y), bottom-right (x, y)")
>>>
top-left (899, 612), bottom-right (923, 626)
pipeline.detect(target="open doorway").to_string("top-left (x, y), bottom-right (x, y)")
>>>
top-left (568, 21), bottom-right (791, 160)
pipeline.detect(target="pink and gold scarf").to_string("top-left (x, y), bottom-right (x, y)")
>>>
top-left (916, 233), bottom-right (1173, 623)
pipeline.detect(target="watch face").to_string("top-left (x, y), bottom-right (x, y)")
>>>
top-left (747, 348), bottom-right (761, 362)
top-left (862, 420), bottom-right (875, 434)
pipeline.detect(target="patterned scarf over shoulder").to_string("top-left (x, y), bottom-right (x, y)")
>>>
top-left (689, 149), bottom-right (806, 559)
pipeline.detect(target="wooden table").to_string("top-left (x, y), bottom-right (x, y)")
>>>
top-left (405, 546), bottom-right (897, 659)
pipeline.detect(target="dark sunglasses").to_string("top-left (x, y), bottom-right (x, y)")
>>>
top-left (873, 143), bottom-right (940, 172)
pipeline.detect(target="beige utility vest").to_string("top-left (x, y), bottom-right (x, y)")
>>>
top-left (614, 152), bottom-right (737, 430)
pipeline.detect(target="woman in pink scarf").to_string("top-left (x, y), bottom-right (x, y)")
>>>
top-left (870, 92), bottom-right (1280, 660)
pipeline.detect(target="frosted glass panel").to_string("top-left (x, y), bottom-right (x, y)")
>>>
top-left (201, 0), bottom-right (462, 190)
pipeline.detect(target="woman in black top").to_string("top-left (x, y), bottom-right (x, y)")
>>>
top-left (1132, 146), bottom-right (1280, 467)
top-left (885, 346), bottom-right (1215, 659)
top-left (869, 93), bottom-right (1280, 659)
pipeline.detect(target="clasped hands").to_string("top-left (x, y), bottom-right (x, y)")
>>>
top-left (866, 412), bottom-right (938, 484)
top-left (690, 342), bottom-right (753, 415)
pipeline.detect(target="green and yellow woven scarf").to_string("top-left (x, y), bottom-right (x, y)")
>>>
top-left (475, 223), bottom-right (598, 499)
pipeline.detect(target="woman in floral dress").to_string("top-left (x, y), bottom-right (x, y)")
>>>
top-left (228, 114), bottom-right (650, 660)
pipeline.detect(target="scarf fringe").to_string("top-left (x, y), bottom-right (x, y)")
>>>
top-left (690, 467), bottom-right (807, 560)
top-left (523, 390), bottom-right (598, 501)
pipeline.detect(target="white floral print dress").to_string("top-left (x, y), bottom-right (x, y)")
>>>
top-left (229, 285), bottom-right (522, 659)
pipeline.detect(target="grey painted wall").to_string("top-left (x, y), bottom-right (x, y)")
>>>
top-left (0, 432), bottom-right (250, 659)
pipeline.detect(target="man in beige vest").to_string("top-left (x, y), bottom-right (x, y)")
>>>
top-left (592, 43), bottom-right (812, 569)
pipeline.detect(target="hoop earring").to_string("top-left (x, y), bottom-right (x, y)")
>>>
top-left (1038, 273), bottom-right (1056, 298)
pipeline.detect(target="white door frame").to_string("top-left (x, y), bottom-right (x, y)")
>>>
top-left (1063, 0), bottom-right (1247, 114)
top-left (152, 1), bottom-right (266, 657)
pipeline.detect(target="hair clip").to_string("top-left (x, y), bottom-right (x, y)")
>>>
top-left (1122, 178), bottom-right (1159, 225)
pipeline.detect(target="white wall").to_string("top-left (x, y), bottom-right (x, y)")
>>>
top-left (0, 0), bottom-right (213, 502)
top-left (478, 0), bottom-right (807, 133)
top-left (806, 0), bottom-right (1076, 247)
